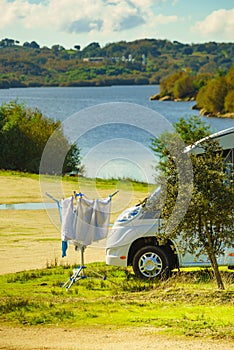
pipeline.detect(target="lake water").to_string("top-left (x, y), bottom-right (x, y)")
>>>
top-left (0, 202), bottom-right (57, 210)
top-left (1, 85), bottom-right (234, 182)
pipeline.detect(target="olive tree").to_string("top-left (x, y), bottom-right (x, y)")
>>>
top-left (151, 116), bottom-right (234, 289)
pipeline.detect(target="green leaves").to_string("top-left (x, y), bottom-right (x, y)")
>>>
top-left (0, 101), bottom-right (82, 174)
top-left (0, 39), bottom-right (234, 88)
top-left (150, 116), bottom-right (234, 289)
top-left (196, 76), bottom-right (228, 114)
top-left (196, 65), bottom-right (234, 114)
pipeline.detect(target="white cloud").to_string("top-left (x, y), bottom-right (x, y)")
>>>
top-left (1, 0), bottom-right (232, 47)
top-left (0, 0), bottom-right (177, 34)
top-left (192, 8), bottom-right (234, 41)
top-left (0, 0), bottom-right (46, 29)
top-left (0, 0), bottom-right (148, 31)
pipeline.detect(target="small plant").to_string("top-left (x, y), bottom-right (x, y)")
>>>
top-left (46, 257), bottom-right (58, 269)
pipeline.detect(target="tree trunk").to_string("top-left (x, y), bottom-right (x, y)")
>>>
top-left (206, 231), bottom-right (225, 290)
top-left (209, 252), bottom-right (225, 290)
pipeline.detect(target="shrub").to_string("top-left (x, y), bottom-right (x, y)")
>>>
top-left (224, 90), bottom-right (234, 113)
top-left (0, 101), bottom-right (81, 174)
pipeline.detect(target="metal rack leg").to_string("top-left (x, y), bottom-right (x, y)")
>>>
top-left (62, 245), bottom-right (87, 290)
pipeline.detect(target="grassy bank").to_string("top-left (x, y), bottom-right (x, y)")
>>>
top-left (0, 263), bottom-right (233, 339)
top-left (0, 170), bottom-right (154, 205)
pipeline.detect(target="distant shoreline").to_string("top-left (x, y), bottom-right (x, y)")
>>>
top-left (150, 93), bottom-right (234, 119)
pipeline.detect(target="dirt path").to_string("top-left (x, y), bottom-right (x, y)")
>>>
top-left (0, 325), bottom-right (233, 350)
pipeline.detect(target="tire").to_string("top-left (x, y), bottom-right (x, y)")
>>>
top-left (132, 245), bottom-right (171, 279)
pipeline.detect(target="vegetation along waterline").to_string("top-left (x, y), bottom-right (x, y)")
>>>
top-left (151, 64), bottom-right (234, 119)
top-left (0, 101), bottom-right (82, 175)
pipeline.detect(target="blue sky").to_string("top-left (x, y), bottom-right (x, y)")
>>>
top-left (0, 0), bottom-right (233, 49)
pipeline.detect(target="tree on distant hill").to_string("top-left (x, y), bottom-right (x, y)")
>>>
top-left (82, 42), bottom-right (101, 57)
top-left (0, 38), bottom-right (18, 47)
top-left (51, 44), bottom-right (65, 52)
top-left (23, 41), bottom-right (40, 49)
top-left (0, 101), bottom-right (82, 174)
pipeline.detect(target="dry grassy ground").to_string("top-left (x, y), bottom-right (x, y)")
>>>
top-left (0, 208), bottom-right (106, 275)
top-left (0, 173), bottom-right (233, 350)
top-left (0, 173), bottom-right (148, 275)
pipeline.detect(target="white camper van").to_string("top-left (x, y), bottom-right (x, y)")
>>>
top-left (105, 127), bottom-right (234, 279)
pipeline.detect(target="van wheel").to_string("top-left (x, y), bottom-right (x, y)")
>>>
top-left (132, 245), bottom-right (170, 279)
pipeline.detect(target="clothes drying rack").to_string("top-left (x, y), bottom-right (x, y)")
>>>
top-left (46, 190), bottom-right (118, 290)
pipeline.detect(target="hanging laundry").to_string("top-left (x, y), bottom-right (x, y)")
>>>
top-left (90, 197), bottom-right (111, 241)
top-left (75, 196), bottom-right (111, 246)
top-left (61, 196), bottom-right (77, 241)
top-left (75, 196), bottom-right (95, 245)
top-left (60, 195), bottom-right (112, 253)
top-left (62, 240), bottom-right (68, 258)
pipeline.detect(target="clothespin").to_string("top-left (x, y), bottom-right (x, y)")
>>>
top-left (74, 191), bottom-right (83, 198)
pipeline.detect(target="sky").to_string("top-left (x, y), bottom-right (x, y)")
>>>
top-left (0, 0), bottom-right (234, 49)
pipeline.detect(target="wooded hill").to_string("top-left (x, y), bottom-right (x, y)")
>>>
top-left (0, 38), bottom-right (234, 88)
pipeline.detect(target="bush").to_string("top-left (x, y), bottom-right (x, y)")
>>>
top-left (196, 77), bottom-right (227, 113)
top-left (173, 75), bottom-right (196, 99)
top-left (224, 90), bottom-right (234, 113)
top-left (0, 101), bottom-right (81, 174)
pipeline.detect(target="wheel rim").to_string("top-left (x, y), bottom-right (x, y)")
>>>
top-left (138, 251), bottom-right (163, 278)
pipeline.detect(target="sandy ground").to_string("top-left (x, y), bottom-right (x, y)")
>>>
top-left (0, 208), bottom-right (107, 275)
top-left (0, 325), bottom-right (233, 350)
top-left (0, 239), bottom-right (107, 275)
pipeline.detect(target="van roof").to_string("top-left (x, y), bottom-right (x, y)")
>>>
top-left (185, 126), bottom-right (234, 154)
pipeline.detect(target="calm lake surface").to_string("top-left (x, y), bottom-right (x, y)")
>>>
top-left (1, 85), bottom-right (233, 182)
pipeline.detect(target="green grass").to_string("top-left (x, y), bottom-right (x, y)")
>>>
top-left (0, 264), bottom-right (233, 339)
top-left (0, 170), bottom-right (155, 191)
top-left (0, 170), bottom-right (40, 180)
